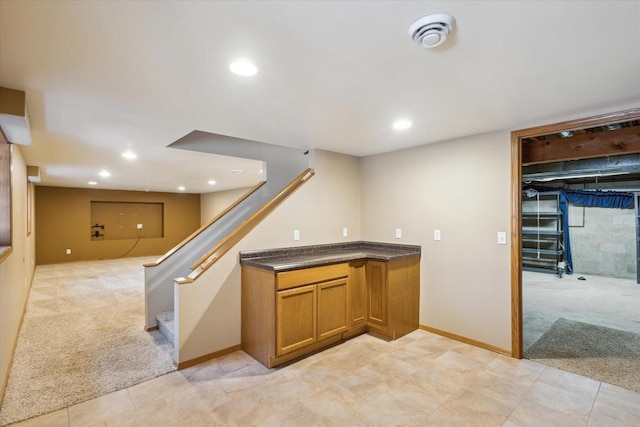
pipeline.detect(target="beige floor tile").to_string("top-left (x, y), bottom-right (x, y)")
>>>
top-left (433, 350), bottom-right (486, 374)
top-left (67, 389), bottom-right (135, 427)
top-left (590, 385), bottom-right (640, 426)
top-left (521, 381), bottom-right (596, 421)
top-left (462, 370), bottom-right (532, 406)
top-left (452, 343), bottom-right (500, 364)
top-left (440, 388), bottom-right (514, 422)
top-left (260, 401), bottom-right (331, 427)
top-left (126, 372), bottom-right (191, 408)
top-left (537, 366), bottom-right (600, 399)
top-left (9, 409), bottom-right (69, 427)
top-left (587, 411), bottom-right (631, 427)
top-left (504, 398), bottom-right (586, 427)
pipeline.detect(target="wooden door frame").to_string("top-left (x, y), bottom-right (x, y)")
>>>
top-left (510, 107), bottom-right (640, 358)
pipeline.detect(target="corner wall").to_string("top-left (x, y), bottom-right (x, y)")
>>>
top-left (360, 131), bottom-right (512, 351)
top-left (35, 187), bottom-right (201, 264)
top-left (176, 150), bottom-right (362, 363)
top-left (0, 145), bottom-right (36, 403)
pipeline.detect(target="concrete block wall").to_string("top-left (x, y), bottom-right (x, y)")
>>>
top-left (569, 204), bottom-right (636, 279)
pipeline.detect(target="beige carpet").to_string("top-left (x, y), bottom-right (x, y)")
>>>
top-left (0, 257), bottom-right (176, 426)
top-left (526, 317), bottom-right (640, 393)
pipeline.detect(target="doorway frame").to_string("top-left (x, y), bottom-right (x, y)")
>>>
top-left (510, 107), bottom-right (640, 358)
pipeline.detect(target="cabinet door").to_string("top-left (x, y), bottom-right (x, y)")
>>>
top-left (317, 278), bottom-right (349, 340)
top-left (276, 284), bottom-right (317, 356)
top-left (367, 260), bottom-right (388, 327)
top-left (349, 261), bottom-right (367, 325)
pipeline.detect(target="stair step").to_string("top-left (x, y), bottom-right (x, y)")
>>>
top-left (156, 311), bottom-right (175, 344)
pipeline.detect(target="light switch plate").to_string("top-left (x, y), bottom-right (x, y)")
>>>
top-left (294, 229), bottom-right (300, 241)
top-left (66, 249), bottom-right (71, 255)
top-left (434, 230), bottom-right (441, 241)
top-left (137, 223), bottom-right (143, 229)
top-left (498, 231), bottom-right (507, 245)
top-left (342, 227), bottom-right (348, 238)
top-left (395, 228), bottom-right (402, 239)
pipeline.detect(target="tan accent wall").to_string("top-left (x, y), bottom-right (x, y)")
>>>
top-left (200, 187), bottom-right (252, 226)
top-left (360, 131), bottom-right (512, 351)
top-left (35, 187), bottom-right (200, 264)
top-left (0, 145), bottom-right (36, 403)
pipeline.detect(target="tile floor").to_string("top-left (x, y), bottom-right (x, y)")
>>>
top-left (10, 330), bottom-right (640, 426)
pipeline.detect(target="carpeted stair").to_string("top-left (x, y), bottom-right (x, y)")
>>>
top-left (156, 311), bottom-right (175, 344)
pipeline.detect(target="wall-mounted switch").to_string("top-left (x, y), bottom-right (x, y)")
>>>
top-left (66, 249), bottom-right (71, 255)
top-left (497, 231), bottom-right (507, 245)
top-left (434, 230), bottom-right (441, 241)
top-left (342, 227), bottom-right (348, 238)
top-left (395, 228), bottom-right (402, 239)
top-left (294, 229), bottom-right (300, 241)
top-left (137, 223), bottom-right (143, 229)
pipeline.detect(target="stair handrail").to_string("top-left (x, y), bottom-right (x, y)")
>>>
top-left (175, 168), bottom-right (314, 284)
top-left (143, 180), bottom-right (267, 268)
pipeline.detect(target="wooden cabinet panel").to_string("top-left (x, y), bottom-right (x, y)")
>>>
top-left (317, 278), bottom-right (349, 340)
top-left (367, 260), bottom-right (388, 327)
top-left (349, 261), bottom-right (367, 325)
top-left (277, 263), bottom-right (348, 290)
top-left (276, 284), bottom-right (317, 356)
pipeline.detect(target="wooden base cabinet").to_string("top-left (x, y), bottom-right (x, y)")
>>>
top-left (242, 256), bottom-right (420, 368)
top-left (366, 256), bottom-right (420, 340)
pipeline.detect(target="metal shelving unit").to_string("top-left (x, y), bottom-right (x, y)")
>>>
top-left (522, 191), bottom-right (565, 275)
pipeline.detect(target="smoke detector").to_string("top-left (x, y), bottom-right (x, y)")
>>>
top-left (408, 13), bottom-right (456, 48)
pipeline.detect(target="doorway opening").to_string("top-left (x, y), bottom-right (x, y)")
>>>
top-left (510, 108), bottom-right (640, 392)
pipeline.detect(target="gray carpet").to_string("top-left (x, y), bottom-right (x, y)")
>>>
top-left (526, 317), bottom-right (640, 393)
top-left (0, 258), bottom-right (176, 426)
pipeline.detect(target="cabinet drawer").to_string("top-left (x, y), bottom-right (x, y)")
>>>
top-left (277, 263), bottom-right (348, 291)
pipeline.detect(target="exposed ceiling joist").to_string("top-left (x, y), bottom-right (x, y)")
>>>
top-left (522, 124), bottom-right (640, 165)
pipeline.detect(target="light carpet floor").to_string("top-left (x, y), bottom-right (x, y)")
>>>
top-left (526, 317), bottom-right (640, 393)
top-left (0, 257), bottom-right (176, 426)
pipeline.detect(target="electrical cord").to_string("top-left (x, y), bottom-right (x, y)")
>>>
top-left (101, 228), bottom-right (143, 260)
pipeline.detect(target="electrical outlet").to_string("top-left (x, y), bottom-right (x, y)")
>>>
top-left (137, 223), bottom-right (143, 229)
top-left (434, 230), bottom-right (441, 241)
top-left (294, 229), bottom-right (300, 241)
top-left (342, 227), bottom-right (348, 238)
top-left (395, 228), bottom-right (402, 239)
top-left (66, 249), bottom-right (71, 255)
top-left (498, 231), bottom-right (507, 245)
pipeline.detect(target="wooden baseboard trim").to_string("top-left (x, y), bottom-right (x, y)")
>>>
top-left (419, 325), bottom-right (512, 357)
top-left (0, 266), bottom-right (36, 406)
top-left (174, 344), bottom-right (242, 370)
top-left (144, 325), bottom-right (159, 332)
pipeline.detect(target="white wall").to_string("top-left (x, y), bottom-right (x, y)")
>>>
top-left (176, 149), bottom-right (362, 362)
top-left (0, 145), bottom-right (36, 401)
top-left (200, 187), bottom-right (253, 226)
top-left (360, 131), bottom-right (512, 351)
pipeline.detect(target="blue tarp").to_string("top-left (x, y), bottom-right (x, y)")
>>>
top-left (561, 188), bottom-right (634, 209)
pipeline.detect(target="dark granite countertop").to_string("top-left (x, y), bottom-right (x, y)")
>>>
top-left (239, 241), bottom-right (421, 272)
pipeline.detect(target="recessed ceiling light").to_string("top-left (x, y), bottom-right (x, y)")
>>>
top-left (392, 119), bottom-right (412, 131)
top-left (229, 60), bottom-right (258, 77)
top-left (231, 169), bottom-right (243, 174)
top-left (99, 170), bottom-right (111, 178)
top-left (88, 181), bottom-right (97, 185)
top-left (122, 151), bottom-right (137, 160)
top-left (177, 186), bottom-right (186, 191)
top-left (208, 180), bottom-right (216, 185)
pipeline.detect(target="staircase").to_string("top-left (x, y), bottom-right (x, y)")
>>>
top-left (156, 311), bottom-right (175, 344)
top-left (144, 130), bottom-right (314, 365)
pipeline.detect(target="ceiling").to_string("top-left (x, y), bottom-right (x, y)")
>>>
top-left (1, 1), bottom-right (639, 194)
